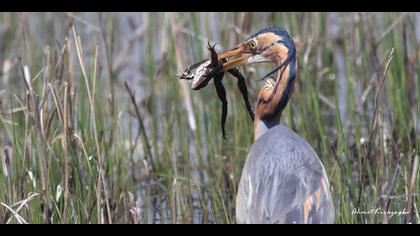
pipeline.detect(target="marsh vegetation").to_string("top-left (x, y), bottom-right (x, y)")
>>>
top-left (0, 12), bottom-right (419, 223)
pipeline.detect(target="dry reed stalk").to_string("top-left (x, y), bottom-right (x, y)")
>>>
top-left (62, 82), bottom-right (70, 223)
top-left (405, 154), bottom-right (419, 223)
top-left (169, 12), bottom-right (197, 132)
top-left (172, 178), bottom-right (178, 224)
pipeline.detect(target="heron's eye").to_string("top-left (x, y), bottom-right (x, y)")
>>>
top-left (248, 40), bottom-right (257, 50)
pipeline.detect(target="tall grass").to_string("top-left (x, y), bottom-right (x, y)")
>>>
top-left (0, 12), bottom-right (419, 224)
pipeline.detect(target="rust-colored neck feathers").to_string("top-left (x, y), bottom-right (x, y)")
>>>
top-left (253, 44), bottom-right (297, 141)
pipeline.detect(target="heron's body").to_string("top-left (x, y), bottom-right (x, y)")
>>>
top-left (236, 124), bottom-right (334, 224)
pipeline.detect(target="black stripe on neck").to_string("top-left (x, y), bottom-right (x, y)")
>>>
top-left (261, 47), bottom-right (297, 122)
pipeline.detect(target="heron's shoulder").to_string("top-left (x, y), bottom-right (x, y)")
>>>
top-left (252, 125), bottom-right (318, 157)
top-left (246, 124), bottom-right (324, 177)
top-left (262, 124), bottom-right (304, 141)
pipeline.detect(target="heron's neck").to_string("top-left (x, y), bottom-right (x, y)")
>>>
top-left (253, 56), bottom-right (296, 142)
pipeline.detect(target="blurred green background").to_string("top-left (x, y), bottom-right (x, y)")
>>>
top-left (0, 12), bottom-right (419, 223)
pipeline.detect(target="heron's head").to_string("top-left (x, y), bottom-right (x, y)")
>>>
top-left (217, 27), bottom-right (296, 74)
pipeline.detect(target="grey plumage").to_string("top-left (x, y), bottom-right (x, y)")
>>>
top-left (236, 124), bottom-right (334, 224)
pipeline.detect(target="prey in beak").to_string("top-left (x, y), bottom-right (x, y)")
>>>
top-left (178, 42), bottom-right (255, 139)
top-left (179, 42), bottom-right (223, 90)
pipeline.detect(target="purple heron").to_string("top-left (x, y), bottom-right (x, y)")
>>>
top-left (217, 27), bottom-right (334, 224)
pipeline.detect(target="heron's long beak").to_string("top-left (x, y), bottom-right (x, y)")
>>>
top-left (216, 44), bottom-right (255, 71)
